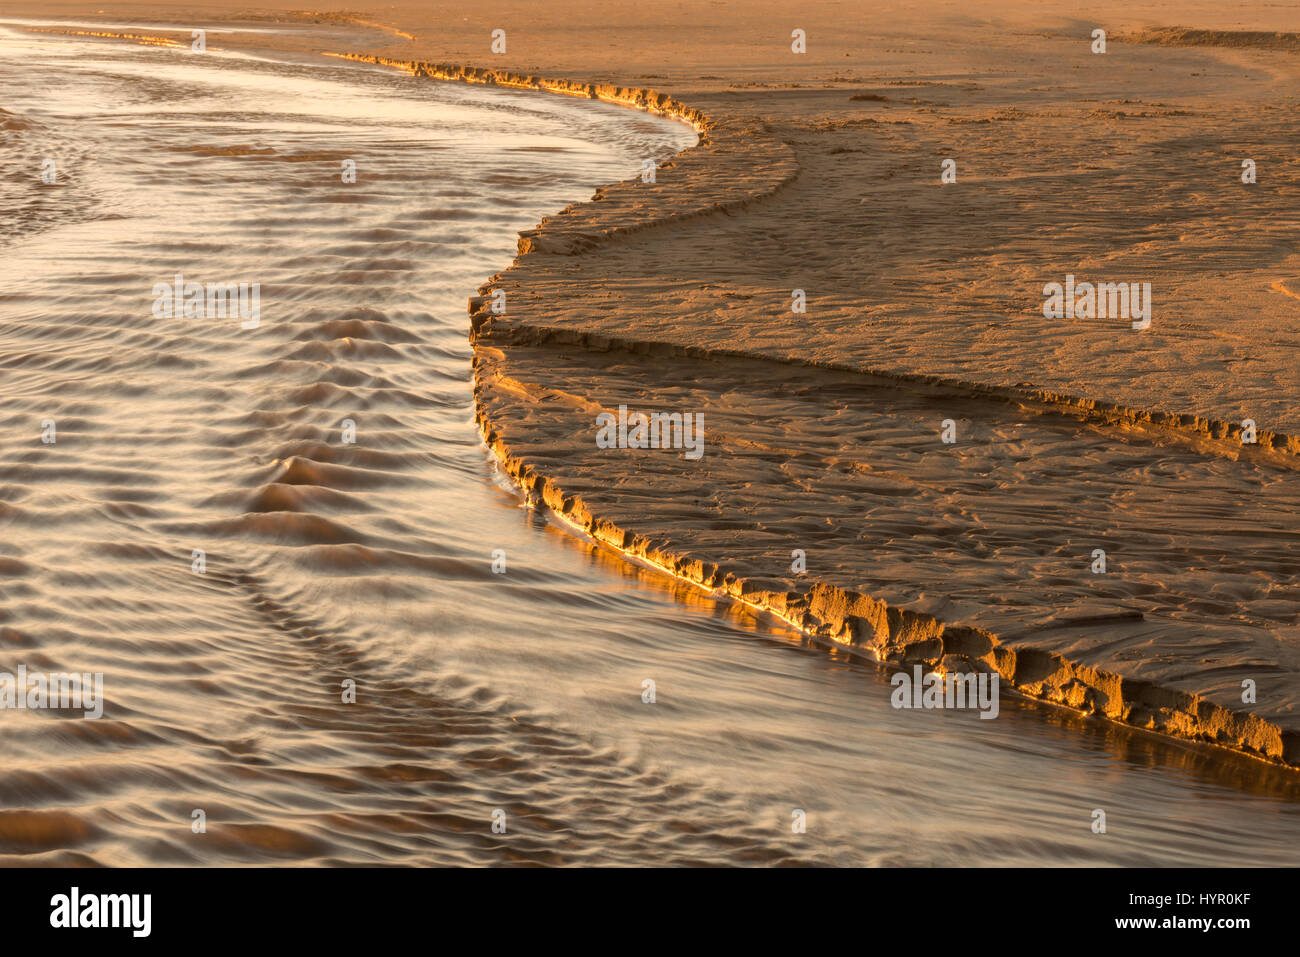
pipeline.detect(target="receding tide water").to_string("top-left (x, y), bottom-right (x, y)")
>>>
top-left (1, 25), bottom-right (1297, 866)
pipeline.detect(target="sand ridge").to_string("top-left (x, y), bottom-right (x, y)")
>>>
top-left (8, 1), bottom-right (1299, 771)
top-left (474, 341), bottom-right (1300, 766)
top-left (339, 15), bottom-right (1300, 767)
top-left (428, 12), bottom-right (1300, 766)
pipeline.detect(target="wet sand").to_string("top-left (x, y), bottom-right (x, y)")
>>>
top-left (460, 10), bottom-right (1300, 767)
top-left (172, 0), bottom-right (1300, 768)
top-left (2, 1), bottom-right (1299, 867)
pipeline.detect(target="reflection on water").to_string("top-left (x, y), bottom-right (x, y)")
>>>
top-left (0, 25), bottom-right (1296, 866)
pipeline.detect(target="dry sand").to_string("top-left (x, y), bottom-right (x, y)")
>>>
top-left (10, 1), bottom-right (1300, 767)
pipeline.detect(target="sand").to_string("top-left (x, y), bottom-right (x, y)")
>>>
top-left (9, 1), bottom-right (1300, 768)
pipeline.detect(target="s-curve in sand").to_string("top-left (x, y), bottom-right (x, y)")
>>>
top-left (457, 2), bottom-right (1300, 767)
top-left (3, 0), bottom-right (1299, 872)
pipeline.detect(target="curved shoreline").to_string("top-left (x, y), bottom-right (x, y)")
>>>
top-left (341, 53), bottom-right (1300, 772)
top-left (342, 55), bottom-right (1300, 462)
top-left (473, 346), bottom-right (1299, 771)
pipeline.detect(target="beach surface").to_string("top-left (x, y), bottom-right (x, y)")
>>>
top-left (7, 0), bottom-right (1300, 773)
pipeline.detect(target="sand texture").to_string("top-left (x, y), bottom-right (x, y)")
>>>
top-left (453, 7), bottom-right (1300, 764)
top-left (10, 1), bottom-right (1300, 768)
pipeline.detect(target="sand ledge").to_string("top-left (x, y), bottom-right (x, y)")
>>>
top-left (472, 348), bottom-right (1299, 770)
top-left (332, 53), bottom-right (1300, 771)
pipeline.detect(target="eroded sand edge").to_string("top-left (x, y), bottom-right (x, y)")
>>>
top-left (330, 53), bottom-right (1300, 770)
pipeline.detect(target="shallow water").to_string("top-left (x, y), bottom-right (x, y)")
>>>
top-left (0, 25), bottom-right (1297, 866)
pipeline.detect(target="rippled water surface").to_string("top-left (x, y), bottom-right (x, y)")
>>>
top-left (1, 25), bottom-right (1298, 866)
